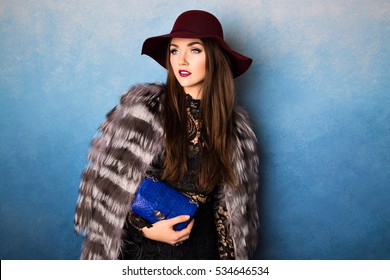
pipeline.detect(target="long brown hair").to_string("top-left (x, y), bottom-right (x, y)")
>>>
top-left (162, 38), bottom-right (237, 193)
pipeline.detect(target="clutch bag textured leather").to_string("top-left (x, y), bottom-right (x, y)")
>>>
top-left (131, 177), bottom-right (199, 231)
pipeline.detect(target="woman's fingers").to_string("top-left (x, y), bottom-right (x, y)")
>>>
top-left (167, 215), bottom-right (190, 225)
top-left (141, 215), bottom-right (194, 245)
top-left (175, 219), bottom-right (195, 243)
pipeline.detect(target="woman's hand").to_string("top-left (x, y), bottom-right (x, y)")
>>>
top-left (141, 215), bottom-right (194, 245)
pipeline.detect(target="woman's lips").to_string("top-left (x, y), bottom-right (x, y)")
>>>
top-left (179, 70), bottom-right (191, 77)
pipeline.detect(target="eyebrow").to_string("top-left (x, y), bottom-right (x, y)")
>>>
top-left (169, 41), bottom-right (204, 48)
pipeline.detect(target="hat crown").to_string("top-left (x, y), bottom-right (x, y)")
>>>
top-left (171, 10), bottom-right (224, 38)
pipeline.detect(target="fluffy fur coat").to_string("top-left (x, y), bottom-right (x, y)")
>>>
top-left (74, 83), bottom-right (259, 259)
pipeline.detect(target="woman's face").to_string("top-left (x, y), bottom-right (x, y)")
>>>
top-left (169, 38), bottom-right (206, 99)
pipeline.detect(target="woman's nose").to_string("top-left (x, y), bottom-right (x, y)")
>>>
top-left (178, 53), bottom-right (188, 65)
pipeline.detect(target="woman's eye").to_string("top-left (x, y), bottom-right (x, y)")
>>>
top-left (170, 49), bottom-right (179, 55)
top-left (191, 48), bottom-right (202, 54)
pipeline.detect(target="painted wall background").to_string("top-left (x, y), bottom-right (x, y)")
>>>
top-left (1, 0), bottom-right (389, 260)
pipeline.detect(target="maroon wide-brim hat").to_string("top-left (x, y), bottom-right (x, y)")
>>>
top-left (141, 10), bottom-right (252, 78)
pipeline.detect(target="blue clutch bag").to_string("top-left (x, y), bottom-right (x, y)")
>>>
top-left (131, 177), bottom-right (199, 231)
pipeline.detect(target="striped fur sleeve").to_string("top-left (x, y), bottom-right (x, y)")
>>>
top-left (220, 106), bottom-right (260, 259)
top-left (74, 83), bottom-right (165, 259)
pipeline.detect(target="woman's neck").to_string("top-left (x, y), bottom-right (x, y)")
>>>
top-left (184, 88), bottom-right (202, 100)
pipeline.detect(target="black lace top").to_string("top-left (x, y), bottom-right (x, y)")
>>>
top-left (119, 94), bottom-right (221, 260)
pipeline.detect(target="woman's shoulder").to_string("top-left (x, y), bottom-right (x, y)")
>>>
top-left (232, 105), bottom-right (257, 140)
top-left (102, 83), bottom-right (165, 136)
top-left (119, 83), bottom-right (165, 109)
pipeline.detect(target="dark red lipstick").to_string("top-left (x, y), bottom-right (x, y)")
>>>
top-left (179, 70), bottom-right (191, 77)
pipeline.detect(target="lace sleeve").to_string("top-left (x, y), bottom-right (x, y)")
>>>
top-left (214, 200), bottom-right (235, 259)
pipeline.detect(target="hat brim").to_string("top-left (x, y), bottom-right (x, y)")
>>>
top-left (141, 32), bottom-right (252, 78)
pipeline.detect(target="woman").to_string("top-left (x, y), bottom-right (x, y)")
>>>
top-left (74, 10), bottom-right (259, 260)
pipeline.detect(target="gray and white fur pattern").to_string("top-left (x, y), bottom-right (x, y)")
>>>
top-left (74, 83), bottom-right (259, 259)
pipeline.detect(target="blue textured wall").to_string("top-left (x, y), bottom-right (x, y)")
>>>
top-left (1, 1), bottom-right (389, 260)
